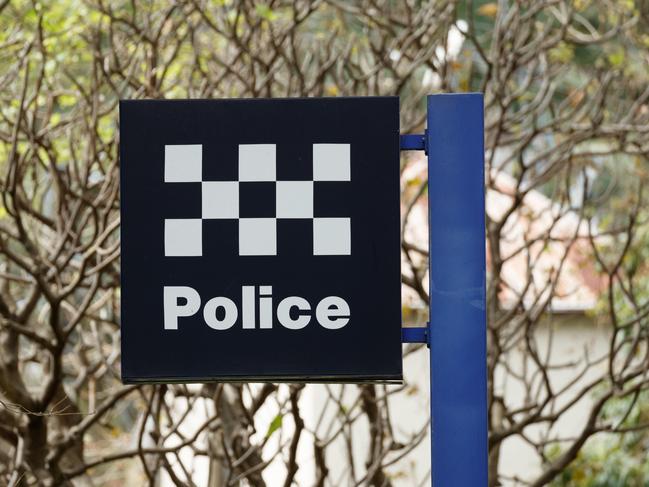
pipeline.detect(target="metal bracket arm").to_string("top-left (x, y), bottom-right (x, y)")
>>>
top-left (399, 133), bottom-right (427, 153)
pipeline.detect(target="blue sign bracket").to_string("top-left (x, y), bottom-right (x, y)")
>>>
top-left (401, 326), bottom-right (428, 344)
top-left (400, 94), bottom-right (487, 486)
top-left (399, 133), bottom-right (427, 152)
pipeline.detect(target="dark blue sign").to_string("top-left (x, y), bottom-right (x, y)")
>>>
top-left (120, 97), bottom-right (402, 382)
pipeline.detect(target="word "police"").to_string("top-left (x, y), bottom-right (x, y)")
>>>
top-left (164, 285), bottom-right (350, 330)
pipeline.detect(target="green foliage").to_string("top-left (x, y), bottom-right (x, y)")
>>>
top-left (550, 393), bottom-right (649, 486)
top-left (265, 413), bottom-right (283, 438)
top-left (255, 4), bottom-right (277, 22)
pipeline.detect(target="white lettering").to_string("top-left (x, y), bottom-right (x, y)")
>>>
top-left (162, 286), bottom-right (350, 331)
top-left (203, 297), bottom-right (238, 330)
top-left (277, 296), bottom-right (311, 330)
top-left (242, 285), bottom-right (255, 329)
top-left (316, 296), bottom-right (350, 330)
top-left (164, 286), bottom-right (201, 330)
top-left (259, 285), bottom-right (273, 329)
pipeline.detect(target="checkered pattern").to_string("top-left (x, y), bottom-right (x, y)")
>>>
top-left (164, 144), bottom-right (351, 257)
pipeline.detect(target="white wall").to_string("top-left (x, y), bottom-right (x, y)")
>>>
top-left (495, 313), bottom-right (610, 486)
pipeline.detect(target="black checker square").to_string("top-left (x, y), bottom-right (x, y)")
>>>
top-left (239, 182), bottom-right (276, 218)
top-left (202, 142), bottom-right (238, 181)
top-left (120, 97), bottom-right (401, 383)
top-left (276, 139), bottom-right (313, 181)
top-left (277, 219), bottom-right (313, 257)
top-left (162, 181), bottom-right (201, 219)
top-left (203, 219), bottom-right (239, 257)
top-left (314, 181), bottom-right (353, 218)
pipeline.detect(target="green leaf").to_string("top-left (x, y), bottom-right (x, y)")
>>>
top-left (255, 4), bottom-right (277, 21)
top-left (265, 414), bottom-right (282, 438)
top-left (549, 41), bottom-right (574, 64)
top-left (58, 94), bottom-right (76, 108)
top-left (607, 47), bottom-right (625, 68)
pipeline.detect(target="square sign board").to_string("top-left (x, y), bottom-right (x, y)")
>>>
top-left (120, 97), bottom-right (401, 382)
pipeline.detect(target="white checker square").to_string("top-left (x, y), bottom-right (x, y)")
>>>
top-left (202, 182), bottom-right (239, 219)
top-left (165, 145), bottom-right (202, 182)
top-left (276, 181), bottom-right (313, 218)
top-left (239, 144), bottom-right (276, 181)
top-left (239, 218), bottom-right (277, 256)
top-left (313, 218), bottom-right (351, 255)
top-left (313, 144), bottom-right (350, 181)
top-left (165, 219), bottom-right (202, 256)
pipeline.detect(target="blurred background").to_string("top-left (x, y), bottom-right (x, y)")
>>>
top-left (1, 1), bottom-right (649, 486)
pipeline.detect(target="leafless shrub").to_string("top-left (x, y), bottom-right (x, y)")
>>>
top-left (0, 1), bottom-right (648, 486)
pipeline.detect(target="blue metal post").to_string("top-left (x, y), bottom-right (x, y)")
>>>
top-left (427, 93), bottom-right (487, 485)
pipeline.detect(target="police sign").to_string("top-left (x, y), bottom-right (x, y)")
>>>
top-left (120, 98), bottom-right (402, 382)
